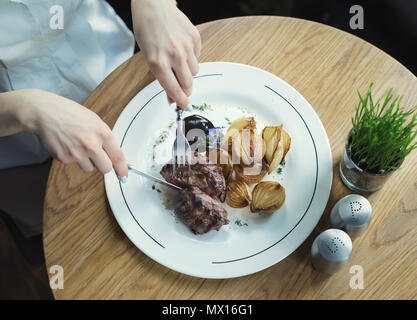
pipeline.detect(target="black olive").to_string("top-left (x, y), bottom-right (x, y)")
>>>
top-left (183, 115), bottom-right (214, 148)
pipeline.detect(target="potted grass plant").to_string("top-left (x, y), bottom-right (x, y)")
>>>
top-left (339, 83), bottom-right (417, 192)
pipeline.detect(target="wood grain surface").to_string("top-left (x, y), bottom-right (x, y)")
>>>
top-left (43, 16), bottom-right (417, 299)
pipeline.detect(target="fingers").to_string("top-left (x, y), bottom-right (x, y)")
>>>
top-left (157, 54), bottom-right (198, 109)
top-left (154, 66), bottom-right (189, 109)
top-left (191, 28), bottom-right (201, 58)
top-left (187, 54), bottom-right (199, 76)
top-left (173, 58), bottom-right (193, 96)
top-left (77, 156), bottom-right (95, 172)
top-left (102, 133), bottom-right (128, 180)
top-left (90, 148), bottom-right (113, 174)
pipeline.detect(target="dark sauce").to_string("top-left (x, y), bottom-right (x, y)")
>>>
top-left (183, 115), bottom-right (214, 148)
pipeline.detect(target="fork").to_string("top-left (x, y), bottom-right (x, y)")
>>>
top-left (172, 107), bottom-right (192, 178)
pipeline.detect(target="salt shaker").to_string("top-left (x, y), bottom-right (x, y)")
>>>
top-left (330, 194), bottom-right (372, 240)
top-left (311, 229), bottom-right (352, 274)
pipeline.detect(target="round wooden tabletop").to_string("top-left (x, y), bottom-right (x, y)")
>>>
top-left (43, 16), bottom-right (417, 299)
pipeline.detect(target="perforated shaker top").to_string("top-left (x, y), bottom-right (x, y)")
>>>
top-left (317, 229), bottom-right (352, 262)
top-left (338, 194), bottom-right (372, 227)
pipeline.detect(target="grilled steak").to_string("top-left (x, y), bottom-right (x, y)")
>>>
top-left (176, 187), bottom-right (229, 234)
top-left (160, 154), bottom-right (226, 202)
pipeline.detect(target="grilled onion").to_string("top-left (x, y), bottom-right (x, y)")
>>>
top-left (206, 148), bottom-right (233, 180)
top-left (250, 181), bottom-right (286, 213)
top-left (234, 160), bottom-right (268, 185)
top-left (224, 128), bottom-right (265, 166)
top-left (281, 129), bottom-right (291, 160)
top-left (222, 117), bottom-right (257, 145)
top-left (262, 125), bottom-right (282, 164)
top-left (226, 180), bottom-right (251, 208)
top-left (221, 117), bottom-right (257, 155)
top-left (262, 126), bottom-right (291, 173)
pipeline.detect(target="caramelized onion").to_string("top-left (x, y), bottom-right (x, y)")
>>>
top-left (250, 181), bottom-right (286, 213)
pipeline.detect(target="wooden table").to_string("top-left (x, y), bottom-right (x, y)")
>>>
top-left (43, 16), bottom-right (417, 299)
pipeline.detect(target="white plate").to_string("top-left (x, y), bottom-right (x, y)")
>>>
top-left (104, 62), bottom-right (332, 279)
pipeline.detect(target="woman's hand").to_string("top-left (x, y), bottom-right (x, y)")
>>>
top-left (4, 89), bottom-right (128, 180)
top-left (131, 0), bottom-right (201, 109)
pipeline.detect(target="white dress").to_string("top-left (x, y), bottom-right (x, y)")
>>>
top-left (0, 0), bottom-right (135, 236)
top-left (0, 0), bottom-right (135, 169)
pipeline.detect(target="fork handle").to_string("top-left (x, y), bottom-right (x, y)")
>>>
top-left (176, 107), bottom-right (183, 120)
top-left (176, 107), bottom-right (185, 136)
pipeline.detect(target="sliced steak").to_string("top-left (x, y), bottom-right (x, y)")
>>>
top-left (175, 187), bottom-right (229, 234)
top-left (160, 155), bottom-right (226, 202)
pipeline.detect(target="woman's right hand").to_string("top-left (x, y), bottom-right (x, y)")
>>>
top-left (9, 89), bottom-right (128, 180)
top-left (131, 0), bottom-right (201, 109)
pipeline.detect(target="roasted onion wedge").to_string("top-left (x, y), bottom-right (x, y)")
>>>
top-left (234, 160), bottom-right (268, 185)
top-left (281, 129), bottom-right (291, 160)
top-left (206, 148), bottom-right (233, 181)
top-left (226, 180), bottom-right (251, 208)
top-left (225, 129), bottom-right (265, 166)
top-left (221, 117), bottom-right (257, 152)
top-left (267, 128), bottom-right (291, 173)
top-left (229, 117), bottom-right (257, 131)
top-left (250, 181), bottom-right (286, 213)
top-left (262, 125), bottom-right (282, 164)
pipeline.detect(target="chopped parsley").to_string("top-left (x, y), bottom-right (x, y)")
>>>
top-left (154, 130), bottom-right (169, 147)
top-left (152, 184), bottom-right (161, 193)
top-left (192, 103), bottom-right (211, 111)
top-left (276, 159), bottom-right (286, 174)
top-left (235, 219), bottom-right (248, 227)
top-left (225, 117), bottom-right (232, 125)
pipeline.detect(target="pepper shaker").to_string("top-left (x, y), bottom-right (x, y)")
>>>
top-left (311, 229), bottom-right (352, 274)
top-left (330, 194), bottom-right (372, 240)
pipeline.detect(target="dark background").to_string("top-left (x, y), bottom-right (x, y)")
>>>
top-left (108, 0), bottom-right (417, 75)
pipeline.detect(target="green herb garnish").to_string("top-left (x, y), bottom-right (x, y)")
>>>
top-left (156, 189), bottom-right (162, 193)
top-left (235, 219), bottom-right (248, 227)
top-left (192, 103), bottom-right (210, 111)
top-left (225, 117), bottom-right (232, 125)
top-left (154, 130), bottom-right (169, 148)
top-left (152, 185), bottom-right (155, 190)
top-left (350, 83), bottom-right (417, 174)
top-left (276, 167), bottom-right (283, 174)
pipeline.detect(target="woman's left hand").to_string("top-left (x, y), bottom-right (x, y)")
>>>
top-left (131, 0), bottom-right (201, 109)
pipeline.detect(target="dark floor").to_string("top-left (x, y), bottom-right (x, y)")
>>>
top-left (0, 213), bottom-right (52, 299)
top-left (1, 0), bottom-right (416, 300)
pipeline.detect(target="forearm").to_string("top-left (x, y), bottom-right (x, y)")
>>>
top-left (0, 90), bottom-right (28, 137)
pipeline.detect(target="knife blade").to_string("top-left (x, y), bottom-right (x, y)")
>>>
top-left (127, 164), bottom-right (182, 191)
